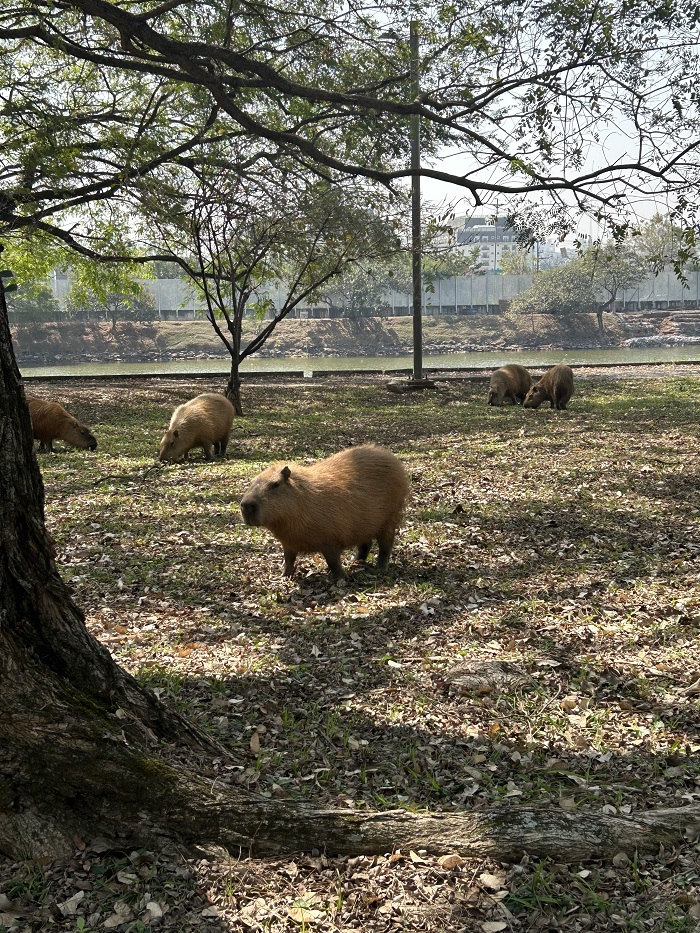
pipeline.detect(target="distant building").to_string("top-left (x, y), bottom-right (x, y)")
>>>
top-left (440, 214), bottom-right (592, 271)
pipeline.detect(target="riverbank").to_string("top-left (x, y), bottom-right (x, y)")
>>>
top-left (9, 313), bottom-right (633, 366)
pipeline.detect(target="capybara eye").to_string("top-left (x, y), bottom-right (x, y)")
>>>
top-left (270, 481), bottom-right (280, 489)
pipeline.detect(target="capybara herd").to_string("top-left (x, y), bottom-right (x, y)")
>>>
top-left (488, 363), bottom-right (574, 411)
top-left (24, 361), bottom-right (576, 580)
top-left (240, 445), bottom-right (409, 581)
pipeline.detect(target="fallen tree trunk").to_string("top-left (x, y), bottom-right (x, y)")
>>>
top-left (4, 689), bottom-right (700, 862)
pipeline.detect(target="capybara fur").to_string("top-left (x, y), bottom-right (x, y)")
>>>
top-left (26, 395), bottom-right (97, 452)
top-left (523, 364), bottom-right (575, 410)
top-left (240, 444), bottom-right (409, 581)
top-left (488, 364), bottom-right (533, 406)
top-left (159, 393), bottom-right (235, 462)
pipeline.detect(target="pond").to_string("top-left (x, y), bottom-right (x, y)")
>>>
top-left (19, 345), bottom-right (700, 379)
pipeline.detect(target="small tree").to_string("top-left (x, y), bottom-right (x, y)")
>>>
top-left (510, 262), bottom-right (596, 317)
top-left (500, 249), bottom-right (535, 275)
top-left (66, 284), bottom-right (157, 329)
top-left (631, 214), bottom-right (690, 274)
top-left (148, 168), bottom-right (403, 414)
top-left (6, 282), bottom-right (60, 323)
top-left (423, 245), bottom-right (486, 283)
top-left (578, 243), bottom-right (647, 342)
top-left (511, 242), bottom-right (648, 344)
top-left (322, 262), bottom-right (396, 319)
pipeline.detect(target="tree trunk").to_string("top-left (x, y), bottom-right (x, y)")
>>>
top-left (226, 359), bottom-right (243, 416)
top-left (2, 270), bottom-right (700, 864)
top-left (596, 307), bottom-right (607, 346)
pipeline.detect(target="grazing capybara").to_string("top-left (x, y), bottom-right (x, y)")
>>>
top-left (158, 393), bottom-right (235, 462)
top-left (523, 364), bottom-right (575, 410)
top-left (240, 444), bottom-right (409, 581)
top-left (26, 395), bottom-right (97, 453)
top-left (487, 364), bottom-right (533, 406)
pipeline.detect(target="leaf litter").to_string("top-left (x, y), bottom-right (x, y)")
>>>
top-left (3, 367), bottom-right (700, 931)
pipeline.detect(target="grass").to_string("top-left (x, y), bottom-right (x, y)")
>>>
top-left (4, 368), bottom-right (700, 932)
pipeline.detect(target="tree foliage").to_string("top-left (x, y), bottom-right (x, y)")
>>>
top-left (2, 0), bottom-right (700, 261)
top-left (65, 284), bottom-right (157, 328)
top-left (510, 239), bottom-right (653, 342)
top-left (6, 281), bottom-right (59, 323)
top-left (510, 262), bottom-right (596, 317)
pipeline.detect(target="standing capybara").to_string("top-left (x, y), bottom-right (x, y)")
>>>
top-left (240, 444), bottom-right (409, 581)
top-left (158, 393), bottom-right (235, 462)
top-left (487, 364), bottom-right (533, 406)
top-left (523, 364), bottom-right (575, 410)
top-left (26, 395), bottom-right (97, 452)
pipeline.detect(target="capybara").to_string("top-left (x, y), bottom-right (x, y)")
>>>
top-left (158, 392), bottom-right (235, 462)
top-left (523, 364), bottom-right (575, 410)
top-left (240, 444), bottom-right (409, 581)
top-left (487, 363), bottom-right (533, 406)
top-left (26, 395), bottom-right (97, 452)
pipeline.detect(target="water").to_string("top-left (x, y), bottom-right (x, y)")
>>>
top-left (19, 345), bottom-right (700, 379)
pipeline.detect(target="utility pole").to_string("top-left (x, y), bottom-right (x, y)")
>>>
top-left (406, 20), bottom-right (434, 390)
top-left (383, 20), bottom-right (434, 392)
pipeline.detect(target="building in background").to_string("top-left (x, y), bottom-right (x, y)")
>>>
top-left (443, 215), bottom-right (591, 271)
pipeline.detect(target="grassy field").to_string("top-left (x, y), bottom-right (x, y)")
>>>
top-left (3, 369), bottom-right (700, 932)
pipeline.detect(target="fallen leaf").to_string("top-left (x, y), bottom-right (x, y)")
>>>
top-left (438, 853), bottom-right (465, 869)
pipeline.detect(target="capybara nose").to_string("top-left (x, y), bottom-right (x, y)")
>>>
top-left (241, 500), bottom-right (256, 523)
top-left (89, 442), bottom-right (97, 451)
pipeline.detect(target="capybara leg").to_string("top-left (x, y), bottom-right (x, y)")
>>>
top-left (213, 440), bottom-right (221, 456)
top-left (202, 443), bottom-right (213, 461)
top-left (219, 434), bottom-right (231, 458)
top-left (376, 529), bottom-right (396, 572)
top-left (283, 549), bottom-right (297, 577)
top-left (321, 548), bottom-right (347, 582)
top-left (356, 541), bottom-right (371, 562)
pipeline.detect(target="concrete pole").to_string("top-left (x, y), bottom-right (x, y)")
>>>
top-left (409, 19), bottom-right (425, 383)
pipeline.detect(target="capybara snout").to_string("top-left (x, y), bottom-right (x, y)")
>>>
top-left (241, 446), bottom-right (409, 581)
top-left (240, 499), bottom-right (258, 524)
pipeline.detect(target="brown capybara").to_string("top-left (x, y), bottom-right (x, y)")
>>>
top-left (487, 364), bottom-right (533, 406)
top-left (26, 395), bottom-right (97, 453)
top-left (240, 444), bottom-right (409, 581)
top-left (158, 393), bottom-right (235, 462)
top-left (523, 364), bottom-right (575, 410)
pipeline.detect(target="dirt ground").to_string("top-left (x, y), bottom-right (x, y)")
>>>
top-left (3, 366), bottom-right (700, 933)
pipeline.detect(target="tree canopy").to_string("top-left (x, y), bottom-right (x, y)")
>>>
top-left (2, 0), bottom-right (700, 262)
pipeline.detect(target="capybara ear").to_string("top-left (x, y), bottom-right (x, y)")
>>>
top-left (281, 465), bottom-right (291, 481)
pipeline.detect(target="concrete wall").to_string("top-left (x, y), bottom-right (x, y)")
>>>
top-left (50, 269), bottom-right (700, 319)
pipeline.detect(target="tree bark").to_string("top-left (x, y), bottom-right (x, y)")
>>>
top-left (226, 362), bottom-right (243, 417)
top-left (596, 307), bottom-right (606, 345)
top-left (2, 268), bottom-right (700, 865)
